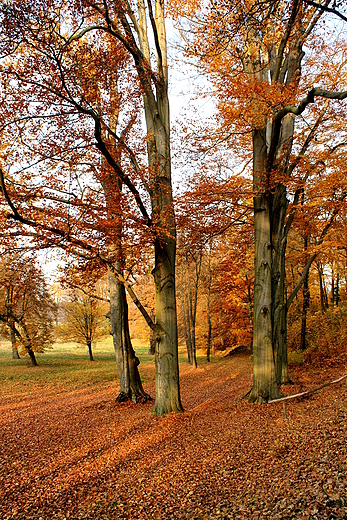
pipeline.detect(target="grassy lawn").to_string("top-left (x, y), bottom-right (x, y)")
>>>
top-left (0, 337), bottom-right (158, 396)
top-left (0, 337), bottom-right (211, 398)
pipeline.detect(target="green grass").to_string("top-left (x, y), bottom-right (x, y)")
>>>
top-left (0, 337), bottom-right (213, 398)
top-left (0, 337), bottom-right (155, 395)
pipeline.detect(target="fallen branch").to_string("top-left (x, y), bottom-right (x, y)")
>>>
top-left (268, 373), bottom-right (347, 403)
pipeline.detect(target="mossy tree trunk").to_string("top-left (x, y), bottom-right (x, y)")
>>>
top-left (138, 0), bottom-right (183, 415)
top-left (249, 129), bottom-right (282, 403)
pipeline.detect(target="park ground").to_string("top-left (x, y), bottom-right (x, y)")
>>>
top-left (0, 339), bottom-right (346, 519)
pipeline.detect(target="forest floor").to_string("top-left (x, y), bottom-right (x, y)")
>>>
top-left (0, 341), bottom-right (346, 520)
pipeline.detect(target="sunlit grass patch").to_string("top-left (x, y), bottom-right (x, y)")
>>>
top-left (0, 338), bottom-right (219, 400)
top-left (0, 337), bottom-right (149, 396)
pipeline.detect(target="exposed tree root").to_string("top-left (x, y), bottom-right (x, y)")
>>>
top-left (115, 391), bottom-right (153, 404)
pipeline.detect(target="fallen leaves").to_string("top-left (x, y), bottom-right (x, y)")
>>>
top-left (0, 353), bottom-right (346, 519)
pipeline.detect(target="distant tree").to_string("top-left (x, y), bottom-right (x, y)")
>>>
top-left (57, 292), bottom-right (108, 361)
top-left (0, 256), bottom-right (56, 366)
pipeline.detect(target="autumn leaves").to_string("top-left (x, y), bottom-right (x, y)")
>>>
top-left (0, 1), bottom-right (346, 412)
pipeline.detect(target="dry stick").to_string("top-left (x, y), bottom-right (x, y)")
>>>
top-left (268, 374), bottom-right (347, 404)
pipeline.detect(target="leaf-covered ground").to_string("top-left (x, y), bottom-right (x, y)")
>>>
top-left (1, 350), bottom-right (346, 519)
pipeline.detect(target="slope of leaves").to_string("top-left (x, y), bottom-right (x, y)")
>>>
top-left (0, 350), bottom-right (346, 519)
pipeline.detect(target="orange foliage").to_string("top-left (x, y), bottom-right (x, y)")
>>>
top-left (0, 354), bottom-right (346, 518)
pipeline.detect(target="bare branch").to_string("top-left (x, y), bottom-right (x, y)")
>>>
top-left (277, 88), bottom-right (347, 121)
top-left (304, 1), bottom-right (347, 22)
top-left (272, 0), bottom-right (300, 82)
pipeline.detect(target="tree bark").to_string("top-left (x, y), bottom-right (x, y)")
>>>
top-left (148, 309), bottom-right (156, 355)
top-left (182, 279), bottom-right (193, 363)
top-left (138, 0), bottom-right (183, 415)
top-left (206, 248), bottom-right (212, 362)
top-left (271, 182), bottom-right (290, 384)
top-left (153, 237), bottom-right (183, 414)
top-left (87, 340), bottom-right (94, 362)
top-left (10, 320), bottom-right (20, 359)
top-left (27, 348), bottom-right (38, 367)
top-left (249, 129), bottom-right (282, 403)
top-left (317, 261), bottom-right (328, 312)
top-left (108, 268), bottom-right (150, 403)
top-left (99, 67), bottom-right (150, 403)
top-left (19, 321), bottom-right (38, 367)
top-left (270, 108), bottom-right (297, 384)
top-left (181, 254), bottom-right (201, 368)
top-left (300, 236), bottom-right (310, 351)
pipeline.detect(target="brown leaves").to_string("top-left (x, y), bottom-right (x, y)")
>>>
top-left (1, 351), bottom-right (346, 519)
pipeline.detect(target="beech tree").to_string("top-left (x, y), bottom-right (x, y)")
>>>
top-left (175, 154), bottom-right (252, 360)
top-left (178, 0), bottom-right (347, 401)
top-left (177, 251), bottom-right (202, 368)
top-left (0, 0), bottom-right (183, 414)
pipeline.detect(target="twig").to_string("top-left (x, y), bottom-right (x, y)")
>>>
top-left (268, 374), bottom-right (347, 403)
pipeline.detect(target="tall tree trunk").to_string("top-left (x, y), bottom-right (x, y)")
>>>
top-left (108, 268), bottom-right (150, 403)
top-left (191, 254), bottom-right (202, 368)
top-left (206, 317), bottom-right (211, 362)
top-left (101, 72), bottom-right (149, 403)
top-left (271, 107), bottom-right (297, 385)
top-left (206, 248), bottom-right (212, 362)
top-left (247, 14), bottom-right (306, 399)
top-left (271, 182), bottom-right (290, 384)
top-left (138, 1), bottom-right (183, 415)
top-left (153, 237), bottom-right (183, 414)
top-left (249, 129), bottom-right (282, 403)
top-left (182, 279), bottom-right (193, 363)
top-left (206, 241), bottom-right (214, 361)
top-left (218, 309), bottom-right (224, 350)
top-left (184, 255), bottom-right (201, 369)
top-left (317, 261), bottom-right (328, 312)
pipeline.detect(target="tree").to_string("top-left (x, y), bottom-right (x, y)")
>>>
top-left (178, 0), bottom-right (347, 402)
top-left (175, 154), bottom-right (252, 361)
top-left (0, 0), bottom-right (183, 414)
top-left (58, 291), bottom-right (108, 361)
top-left (0, 255), bottom-right (56, 366)
top-left (99, 68), bottom-right (152, 403)
top-left (177, 249), bottom-right (202, 368)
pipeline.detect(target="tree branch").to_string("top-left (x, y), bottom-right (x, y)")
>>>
top-left (94, 118), bottom-right (152, 226)
top-left (272, 0), bottom-right (300, 82)
top-left (268, 373), bottom-right (347, 403)
top-left (277, 88), bottom-right (347, 121)
top-left (286, 191), bottom-right (346, 309)
top-left (304, 1), bottom-right (347, 22)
